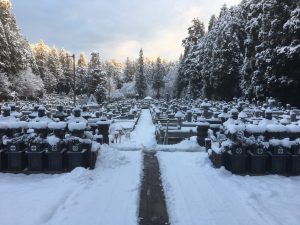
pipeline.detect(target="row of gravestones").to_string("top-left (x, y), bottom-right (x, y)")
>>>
top-left (0, 99), bottom-right (143, 173)
top-left (150, 98), bottom-right (300, 175)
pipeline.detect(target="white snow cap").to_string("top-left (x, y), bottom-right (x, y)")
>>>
top-left (68, 122), bottom-right (87, 131)
top-left (227, 124), bottom-right (246, 134)
top-left (238, 111), bottom-right (248, 118)
top-left (28, 121), bottom-right (48, 129)
top-left (0, 122), bottom-right (8, 129)
top-left (175, 111), bottom-right (184, 118)
top-left (230, 108), bottom-right (239, 114)
top-left (96, 120), bottom-right (111, 125)
top-left (286, 124), bottom-right (300, 133)
top-left (201, 102), bottom-right (211, 107)
top-left (246, 124), bottom-right (266, 133)
top-left (266, 124), bottom-right (287, 133)
top-left (7, 121), bottom-right (27, 129)
top-left (48, 122), bottom-right (67, 130)
top-left (47, 135), bottom-right (61, 146)
top-left (265, 109), bottom-right (272, 114)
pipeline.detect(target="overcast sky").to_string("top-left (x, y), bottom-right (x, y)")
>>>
top-left (11, 0), bottom-right (241, 61)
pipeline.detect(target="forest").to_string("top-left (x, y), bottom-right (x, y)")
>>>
top-left (0, 0), bottom-right (299, 105)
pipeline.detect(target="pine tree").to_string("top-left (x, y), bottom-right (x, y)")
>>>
top-left (0, 72), bottom-right (10, 100)
top-left (178, 18), bottom-right (206, 98)
top-left (0, 0), bottom-right (37, 74)
top-left (58, 48), bottom-right (73, 94)
top-left (31, 40), bottom-right (56, 92)
top-left (208, 14), bottom-right (217, 31)
top-left (0, 0), bottom-right (43, 99)
top-left (209, 5), bottom-right (245, 100)
top-left (152, 57), bottom-right (165, 99)
top-left (0, 20), bottom-right (10, 75)
top-left (87, 52), bottom-right (107, 102)
top-left (76, 52), bottom-right (88, 94)
top-left (135, 49), bottom-right (147, 98)
top-left (48, 47), bottom-right (63, 92)
top-left (123, 57), bottom-right (135, 83)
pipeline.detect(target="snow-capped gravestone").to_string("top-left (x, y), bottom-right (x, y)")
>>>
top-left (85, 94), bottom-right (98, 107)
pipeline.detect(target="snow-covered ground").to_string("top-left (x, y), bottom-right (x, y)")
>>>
top-left (0, 146), bottom-right (142, 225)
top-left (158, 152), bottom-right (300, 225)
top-left (1, 109), bottom-right (300, 225)
top-left (111, 109), bottom-right (156, 151)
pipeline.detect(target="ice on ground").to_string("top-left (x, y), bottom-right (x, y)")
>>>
top-left (158, 152), bottom-right (300, 225)
top-left (0, 145), bottom-right (142, 225)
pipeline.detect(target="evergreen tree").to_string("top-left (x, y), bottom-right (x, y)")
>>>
top-left (209, 5), bottom-right (245, 99)
top-left (58, 48), bottom-right (73, 94)
top-left (0, 0), bottom-right (37, 75)
top-left (76, 52), bottom-right (88, 94)
top-left (152, 57), bottom-right (165, 99)
top-left (0, 0), bottom-right (43, 100)
top-left (208, 14), bottom-right (217, 31)
top-left (0, 19), bottom-right (10, 75)
top-left (87, 52), bottom-right (107, 102)
top-left (123, 57), bottom-right (135, 83)
top-left (135, 49), bottom-right (147, 98)
top-left (31, 40), bottom-right (56, 92)
top-left (178, 18), bottom-right (206, 98)
top-left (47, 47), bottom-right (63, 92)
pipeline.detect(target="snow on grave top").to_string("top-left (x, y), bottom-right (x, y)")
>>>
top-left (144, 96), bottom-right (153, 100)
top-left (68, 122), bottom-right (87, 131)
top-left (48, 122), bottom-right (67, 130)
top-left (28, 121), bottom-right (48, 129)
top-left (7, 121), bottom-right (27, 129)
top-left (85, 94), bottom-right (98, 106)
top-left (175, 111), bottom-right (185, 118)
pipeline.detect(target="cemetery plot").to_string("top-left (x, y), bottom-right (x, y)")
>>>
top-left (0, 96), bottom-right (142, 173)
top-left (0, 95), bottom-right (300, 225)
top-left (151, 97), bottom-right (300, 175)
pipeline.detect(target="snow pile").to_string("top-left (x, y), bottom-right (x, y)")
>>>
top-left (286, 124), bottom-right (300, 133)
top-left (98, 145), bottom-right (130, 168)
top-left (91, 141), bottom-right (101, 152)
top-left (67, 116), bottom-right (87, 123)
top-left (246, 124), bottom-right (266, 133)
top-left (47, 135), bottom-right (61, 146)
top-left (6, 121), bottom-right (27, 129)
top-left (266, 124), bottom-right (287, 133)
top-left (28, 121), bottom-right (48, 129)
top-left (157, 136), bottom-right (204, 152)
top-left (68, 122), bottom-right (87, 131)
top-left (48, 122), bottom-right (67, 130)
top-left (226, 123), bottom-right (246, 134)
top-left (0, 146), bottom-right (142, 225)
top-left (175, 111), bottom-right (184, 118)
top-left (158, 152), bottom-right (300, 225)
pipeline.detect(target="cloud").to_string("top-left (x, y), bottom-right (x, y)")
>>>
top-left (11, 0), bottom-right (241, 61)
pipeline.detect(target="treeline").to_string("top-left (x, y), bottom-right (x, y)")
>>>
top-left (0, 0), bottom-right (178, 102)
top-left (177, 0), bottom-right (300, 106)
top-left (30, 40), bottom-right (109, 102)
top-left (31, 43), bottom-right (178, 101)
top-left (119, 49), bottom-right (178, 100)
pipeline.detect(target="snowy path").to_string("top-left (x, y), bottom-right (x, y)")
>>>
top-left (0, 147), bottom-right (142, 225)
top-left (112, 109), bottom-right (157, 151)
top-left (158, 152), bottom-right (300, 225)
